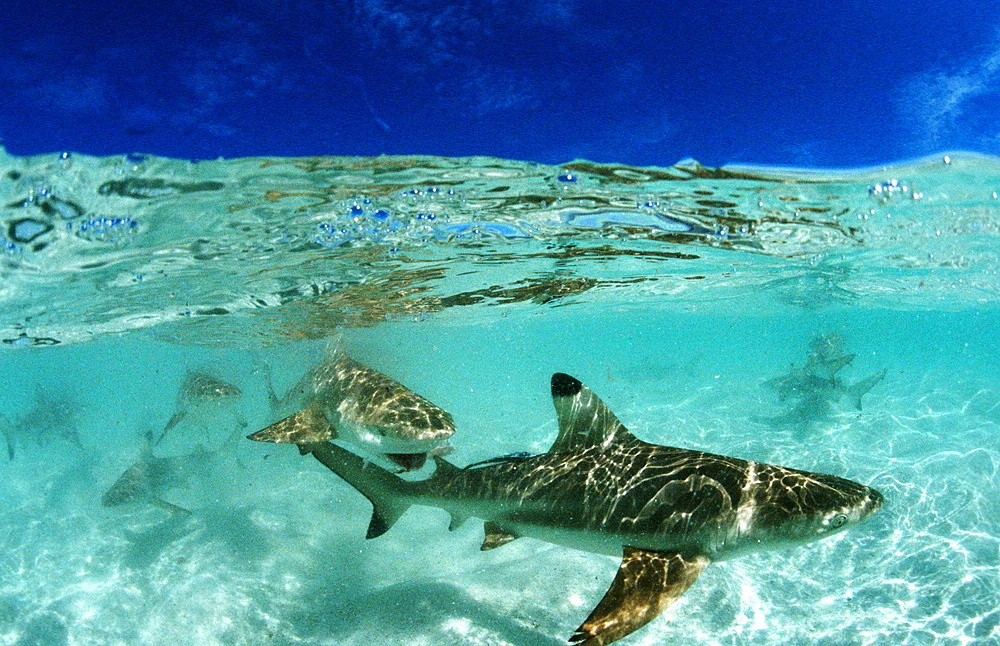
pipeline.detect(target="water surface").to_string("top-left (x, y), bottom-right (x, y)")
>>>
top-left (1, 150), bottom-right (997, 645)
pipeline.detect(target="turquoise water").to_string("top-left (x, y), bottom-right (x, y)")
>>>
top-left (1, 150), bottom-right (998, 645)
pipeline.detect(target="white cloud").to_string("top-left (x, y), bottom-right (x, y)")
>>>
top-left (901, 33), bottom-right (1000, 147)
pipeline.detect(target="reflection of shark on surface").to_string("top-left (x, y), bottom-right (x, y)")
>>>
top-left (762, 333), bottom-right (886, 433)
top-left (155, 371), bottom-right (244, 446)
top-left (102, 448), bottom-right (215, 516)
top-left (250, 372), bottom-right (883, 646)
top-left (256, 348), bottom-right (455, 471)
top-left (4, 387), bottom-right (83, 459)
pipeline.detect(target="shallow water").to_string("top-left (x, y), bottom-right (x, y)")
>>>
top-left (1, 150), bottom-right (998, 645)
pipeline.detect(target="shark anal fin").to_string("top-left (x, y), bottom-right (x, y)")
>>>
top-left (570, 547), bottom-right (709, 646)
top-left (247, 407), bottom-right (333, 445)
top-left (480, 521), bottom-right (519, 550)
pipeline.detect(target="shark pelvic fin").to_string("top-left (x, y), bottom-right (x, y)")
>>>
top-left (246, 407), bottom-right (333, 445)
top-left (549, 373), bottom-right (641, 452)
top-left (481, 521), bottom-right (519, 550)
top-left (570, 548), bottom-right (710, 646)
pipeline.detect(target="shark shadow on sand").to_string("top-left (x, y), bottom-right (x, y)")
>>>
top-left (250, 372), bottom-right (884, 646)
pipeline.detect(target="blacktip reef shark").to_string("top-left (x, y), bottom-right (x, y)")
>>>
top-left (763, 333), bottom-right (886, 433)
top-left (4, 387), bottom-right (82, 459)
top-left (102, 446), bottom-right (216, 516)
top-left (250, 373), bottom-right (884, 645)
top-left (254, 349), bottom-right (455, 471)
top-left (156, 371), bottom-right (243, 445)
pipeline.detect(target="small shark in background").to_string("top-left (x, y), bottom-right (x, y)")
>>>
top-left (250, 372), bottom-right (883, 646)
top-left (1, 414), bottom-right (13, 460)
top-left (102, 447), bottom-right (215, 516)
top-left (4, 387), bottom-right (82, 459)
top-left (762, 333), bottom-right (886, 433)
top-left (156, 371), bottom-right (244, 445)
top-left (254, 348), bottom-right (455, 471)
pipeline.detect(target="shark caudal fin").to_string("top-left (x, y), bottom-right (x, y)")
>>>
top-left (549, 373), bottom-right (643, 452)
top-left (297, 441), bottom-right (411, 539)
top-left (846, 368), bottom-right (887, 410)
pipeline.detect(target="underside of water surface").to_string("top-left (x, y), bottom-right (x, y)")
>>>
top-left (0, 149), bottom-right (998, 646)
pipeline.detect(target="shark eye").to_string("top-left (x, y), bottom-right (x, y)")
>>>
top-left (830, 514), bottom-right (848, 528)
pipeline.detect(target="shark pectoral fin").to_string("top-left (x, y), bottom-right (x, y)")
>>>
top-left (570, 548), bottom-right (709, 646)
top-left (304, 441), bottom-right (410, 540)
top-left (247, 407), bottom-right (333, 445)
top-left (480, 521), bottom-right (519, 550)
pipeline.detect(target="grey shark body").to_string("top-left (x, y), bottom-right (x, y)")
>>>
top-left (254, 349), bottom-right (455, 471)
top-left (250, 373), bottom-right (883, 646)
top-left (5, 387), bottom-right (82, 459)
top-left (763, 335), bottom-right (886, 433)
top-left (102, 448), bottom-right (214, 516)
top-left (156, 371), bottom-right (243, 445)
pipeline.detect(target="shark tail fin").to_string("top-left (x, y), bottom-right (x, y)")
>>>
top-left (304, 441), bottom-right (411, 539)
top-left (847, 368), bottom-right (887, 410)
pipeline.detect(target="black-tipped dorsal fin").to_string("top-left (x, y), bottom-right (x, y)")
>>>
top-left (549, 373), bottom-right (641, 452)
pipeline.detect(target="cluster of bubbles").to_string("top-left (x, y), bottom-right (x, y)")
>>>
top-left (2, 177), bottom-right (140, 252)
top-left (868, 179), bottom-right (923, 202)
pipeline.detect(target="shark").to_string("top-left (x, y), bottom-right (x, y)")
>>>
top-left (101, 447), bottom-right (215, 516)
top-left (256, 349), bottom-right (455, 471)
top-left (762, 334), bottom-right (886, 433)
top-left (249, 372), bottom-right (884, 645)
top-left (156, 371), bottom-right (244, 445)
top-left (4, 387), bottom-right (82, 459)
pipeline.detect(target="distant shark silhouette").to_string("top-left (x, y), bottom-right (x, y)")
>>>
top-left (250, 373), bottom-right (883, 645)
top-left (4, 387), bottom-right (82, 459)
top-left (156, 371), bottom-right (243, 445)
top-left (255, 349), bottom-right (455, 471)
top-left (762, 334), bottom-right (886, 433)
top-left (102, 448), bottom-right (215, 516)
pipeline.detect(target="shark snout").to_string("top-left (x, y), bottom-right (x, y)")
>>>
top-left (862, 487), bottom-right (885, 517)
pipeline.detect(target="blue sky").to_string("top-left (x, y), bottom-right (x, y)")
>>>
top-left (1, 0), bottom-right (999, 168)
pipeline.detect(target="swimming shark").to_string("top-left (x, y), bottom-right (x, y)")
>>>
top-left (249, 372), bottom-right (883, 645)
top-left (255, 349), bottom-right (455, 471)
top-left (156, 371), bottom-right (244, 445)
top-left (762, 335), bottom-right (886, 433)
top-left (101, 447), bottom-right (215, 516)
top-left (4, 387), bottom-right (82, 458)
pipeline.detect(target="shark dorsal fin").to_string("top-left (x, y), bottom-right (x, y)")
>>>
top-left (549, 373), bottom-right (641, 453)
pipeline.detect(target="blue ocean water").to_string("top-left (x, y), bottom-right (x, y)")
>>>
top-left (1, 149), bottom-right (998, 645)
